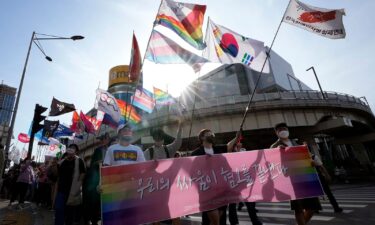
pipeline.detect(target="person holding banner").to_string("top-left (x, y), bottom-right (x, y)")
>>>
top-left (271, 123), bottom-right (322, 225)
top-left (227, 132), bottom-right (263, 225)
top-left (83, 133), bottom-right (113, 225)
top-left (144, 119), bottom-right (183, 161)
top-left (191, 129), bottom-right (227, 225)
top-left (144, 120), bottom-right (183, 225)
top-left (103, 123), bottom-right (145, 166)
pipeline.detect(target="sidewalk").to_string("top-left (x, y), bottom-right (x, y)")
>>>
top-left (0, 199), bottom-right (54, 225)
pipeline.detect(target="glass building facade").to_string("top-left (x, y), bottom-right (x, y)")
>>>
top-left (180, 49), bottom-right (312, 106)
top-left (0, 84), bottom-right (16, 126)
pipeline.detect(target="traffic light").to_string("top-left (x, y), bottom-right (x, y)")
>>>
top-left (31, 104), bottom-right (48, 135)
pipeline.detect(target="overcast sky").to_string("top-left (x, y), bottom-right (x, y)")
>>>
top-left (1, 0), bottom-right (374, 146)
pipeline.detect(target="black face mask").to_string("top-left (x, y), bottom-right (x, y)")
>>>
top-left (204, 136), bottom-right (215, 144)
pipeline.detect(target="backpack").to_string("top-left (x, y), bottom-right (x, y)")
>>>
top-left (149, 145), bottom-right (170, 159)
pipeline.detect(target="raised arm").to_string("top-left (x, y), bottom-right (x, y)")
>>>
top-left (166, 120), bottom-right (183, 157)
top-left (227, 130), bottom-right (242, 153)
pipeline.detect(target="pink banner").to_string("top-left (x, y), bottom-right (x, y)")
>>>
top-left (101, 146), bottom-right (324, 225)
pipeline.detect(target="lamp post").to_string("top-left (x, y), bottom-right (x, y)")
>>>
top-left (4, 31), bottom-right (84, 163)
top-left (306, 66), bottom-right (326, 99)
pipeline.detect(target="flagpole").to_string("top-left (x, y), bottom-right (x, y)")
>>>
top-left (127, 0), bottom-right (163, 123)
top-left (238, 0), bottom-right (291, 130)
top-left (186, 15), bottom-right (210, 150)
top-left (125, 32), bottom-right (133, 123)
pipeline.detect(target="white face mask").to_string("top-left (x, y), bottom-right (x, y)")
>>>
top-left (278, 130), bottom-right (289, 139)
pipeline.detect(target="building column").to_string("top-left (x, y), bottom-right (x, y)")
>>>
top-left (351, 143), bottom-right (374, 174)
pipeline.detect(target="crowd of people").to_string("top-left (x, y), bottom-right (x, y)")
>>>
top-left (0, 120), bottom-right (345, 225)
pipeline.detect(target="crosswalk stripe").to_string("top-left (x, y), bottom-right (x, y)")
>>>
top-left (334, 197), bottom-right (375, 200)
top-left (330, 200), bottom-right (375, 203)
top-left (255, 212), bottom-right (334, 221)
top-left (181, 216), bottom-right (287, 225)
top-left (258, 202), bottom-right (367, 208)
top-left (240, 206), bottom-right (353, 213)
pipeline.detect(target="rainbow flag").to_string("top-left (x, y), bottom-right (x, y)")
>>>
top-left (153, 86), bottom-right (175, 106)
top-left (155, 0), bottom-right (206, 50)
top-left (131, 88), bottom-right (155, 113)
top-left (116, 99), bottom-right (141, 124)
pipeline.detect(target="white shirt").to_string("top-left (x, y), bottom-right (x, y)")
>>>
top-left (312, 154), bottom-right (323, 166)
top-left (204, 147), bottom-right (214, 155)
top-left (103, 144), bottom-right (145, 166)
top-left (282, 139), bottom-right (293, 147)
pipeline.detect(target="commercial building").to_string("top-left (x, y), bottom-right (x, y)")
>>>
top-left (0, 83), bottom-right (16, 148)
top-left (77, 51), bottom-right (375, 179)
top-left (0, 83), bottom-right (16, 126)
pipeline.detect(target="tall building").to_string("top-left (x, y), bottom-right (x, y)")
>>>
top-left (108, 65), bottom-right (137, 103)
top-left (0, 83), bottom-right (16, 126)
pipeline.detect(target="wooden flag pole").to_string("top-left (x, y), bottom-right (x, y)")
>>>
top-left (238, 0), bottom-right (291, 130)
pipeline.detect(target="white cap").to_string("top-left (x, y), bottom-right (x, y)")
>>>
top-left (117, 123), bottom-right (131, 134)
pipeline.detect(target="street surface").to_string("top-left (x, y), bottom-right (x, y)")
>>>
top-left (0, 183), bottom-right (374, 225)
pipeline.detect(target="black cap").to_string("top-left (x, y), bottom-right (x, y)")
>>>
top-left (274, 122), bottom-right (288, 131)
top-left (151, 128), bottom-right (165, 140)
top-left (96, 133), bottom-right (110, 140)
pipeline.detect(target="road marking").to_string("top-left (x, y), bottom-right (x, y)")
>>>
top-left (249, 206), bottom-right (353, 213)
top-left (258, 202), bottom-right (367, 208)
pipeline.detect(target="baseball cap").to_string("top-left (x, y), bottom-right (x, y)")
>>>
top-left (151, 128), bottom-right (165, 140)
top-left (274, 122), bottom-right (288, 131)
top-left (117, 123), bottom-right (132, 134)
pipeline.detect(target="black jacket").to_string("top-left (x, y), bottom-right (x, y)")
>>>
top-left (191, 146), bottom-right (226, 156)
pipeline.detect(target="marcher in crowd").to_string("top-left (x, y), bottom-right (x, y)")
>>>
top-left (103, 123), bottom-right (145, 166)
top-left (54, 144), bottom-right (86, 225)
top-left (191, 129), bottom-right (227, 225)
top-left (83, 133), bottom-right (112, 225)
top-left (8, 157), bottom-right (34, 209)
top-left (227, 131), bottom-right (262, 225)
top-left (144, 119), bottom-right (182, 161)
top-left (47, 157), bottom-right (59, 209)
top-left (306, 144), bottom-right (343, 213)
top-left (271, 123), bottom-right (321, 225)
top-left (144, 119), bottom-right (183, 225)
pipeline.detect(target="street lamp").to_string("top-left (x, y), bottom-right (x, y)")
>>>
top-left (306, 66), bottom-right (326, 100)
top-left (4, 31), bottom-right (84, 163)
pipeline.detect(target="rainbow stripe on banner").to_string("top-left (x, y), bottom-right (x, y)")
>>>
top-left (100, 146), bottom-right (324, 225)
top-left (155, 0), bottom-right (206, 50)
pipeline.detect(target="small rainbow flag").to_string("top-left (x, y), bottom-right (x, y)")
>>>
top-left (153, 86), bottom-right (175, 106)
top-left (155, 0), bottom-right (206, 50)
top-left (116, 99), bottom-right (141, 124)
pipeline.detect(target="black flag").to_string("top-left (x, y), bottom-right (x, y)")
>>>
top-left (49, 97), bottom-right (76, 116)
top-left (43, 120), bottom-right (60, 138)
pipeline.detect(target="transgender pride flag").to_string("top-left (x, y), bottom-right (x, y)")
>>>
top-left (131, 88), bottom-right (155, 113)
top-left (145, 30), bottom-right (208, 71)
